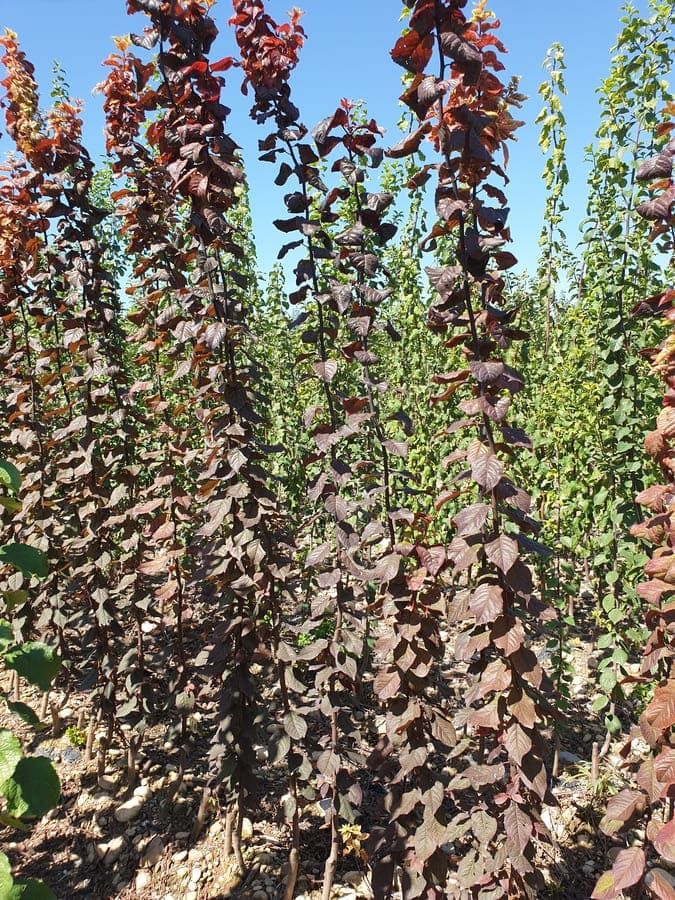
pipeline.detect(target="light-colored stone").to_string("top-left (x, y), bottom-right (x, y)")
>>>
top-left (173, 850), bottom-right (188, 863)
top-left (97, 775), bottom-right (118, 793)
top-left (77, 792), bottom-right (92, 810)
top-left (135, 870), bottom-right (152, 892)
top-left (241, 817), bottom-right (254, 840)
top-left (571, 677), bottom-right (585, 697)
top-left (134, 784), bottom-right (152, 801)
top-left (141, 835), bottom-right (165, 867)
top-left (541, 804), bottom-right (577, 840)
top-left (190, 866), bottom-right (203, 883)
top-left (114, 796), bottom-right (144, 823)
top-left (343, 871), bottom-right (373, 896)
top-left (95, 835), bottom-right (125, 866)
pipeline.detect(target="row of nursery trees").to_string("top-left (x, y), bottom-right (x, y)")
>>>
top-left (0, 0), bottom-right (674, 897)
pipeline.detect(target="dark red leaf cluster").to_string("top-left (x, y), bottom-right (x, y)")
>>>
top-left (0, 38), bottom-right (138, 760)
top-left (0, 4), bottom-right (579, 898)
top-left (232, 4), bottom-right (469, 896)
top-left (119, 0), bottom-right (298, 821)
top-left (384, 2), bottom-right (554, 896)
top-left (230, 0), bottom-right (304, 123)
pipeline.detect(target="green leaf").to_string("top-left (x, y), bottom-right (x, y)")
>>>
top-left (608, 608), bottom-right (624, 625)
top-left (0, 852), bottom-right (13, 895)
top-left (0, 730), bottom-right (22, 784)
top-left (0, 497), bottom-right (22, 514)
top-left (10, 880), bottom-right (57, 900)
top-left (2, 756), bottom-right (60, 819)
top-left (2, 592), bottom-right (27, 612)
top-left (605, 714), bottom-right (622, 736)
top-left (0, 462), bottom-right (21, 494)
top-left (0, 812), bottom-right (29, 831)
top-left (592, 695), bottom-right (610, 713)
top-left (0, 545), bottom-right (48, 579)
top-left (4, 644), bottom-right (60, 692)
top-left (0, 620), bottom-right (14, 651)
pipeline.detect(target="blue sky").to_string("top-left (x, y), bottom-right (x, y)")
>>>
top-left (0, 1), bottom-right (662, 275)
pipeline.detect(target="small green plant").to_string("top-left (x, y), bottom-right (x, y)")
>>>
top-left (296, 618), bottom-right (335, 648)
top-left (568, 758), bottom-right (625, 801)
top-left (65, 725), bottom-right (86, 749)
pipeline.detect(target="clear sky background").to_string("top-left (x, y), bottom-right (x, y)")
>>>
top-left (0, 1), bottom-right (664, 276)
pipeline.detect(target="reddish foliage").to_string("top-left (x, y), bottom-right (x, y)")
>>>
top-left (594, 109), bottom-right (675, 899)
top-left (385, 2), bottom-right (554, 896)
top-left (0, 4), bottom-right (613, 899)
top-left (232, 3), bottom-right (465, 896)
top-left (230, 1), bottom-right (304, 96)
top-left (0, 31), bottom-right (138, 756)
top-left (0, 29), bottom-right (43, 160)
